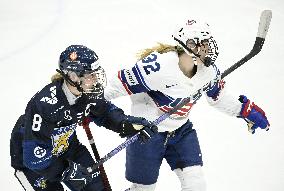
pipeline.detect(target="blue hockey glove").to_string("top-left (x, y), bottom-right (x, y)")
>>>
top-left (61, 161), bottom-right (93, 190)
top-left (120, 116), bottom-right (158, 143)
top-left (239, 95), bottom-right (270, 134)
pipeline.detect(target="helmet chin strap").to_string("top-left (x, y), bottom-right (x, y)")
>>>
top-left (56, 69), bottom-right (84, 93)
top-left (56, 69), bottom-right (104, 97)
top-left (173, 37), bottom-right (212, 67)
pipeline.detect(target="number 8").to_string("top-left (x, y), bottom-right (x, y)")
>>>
top-left (32, 114), bottom-right (42, 131)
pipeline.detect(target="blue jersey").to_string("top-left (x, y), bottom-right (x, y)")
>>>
top-left (11, 80), bottom-right (126, 180)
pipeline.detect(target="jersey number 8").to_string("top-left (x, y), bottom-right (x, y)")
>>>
top-left (32, 114), bottom-right (42, 131)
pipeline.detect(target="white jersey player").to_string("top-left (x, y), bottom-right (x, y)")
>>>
top-left (105, 19), bottom-right (270, 191)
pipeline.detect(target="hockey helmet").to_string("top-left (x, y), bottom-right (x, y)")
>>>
top-left (59, 45), bottom-right (100, 76)
top-left (172, 19), bottom-right (219, 66)
top-left (58, 45), bottom-right (106, 93)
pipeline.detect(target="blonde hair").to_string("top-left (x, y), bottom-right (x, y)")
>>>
top-left (51, 72), bottom-right (63, 82)
top-left (136, 43), bottom-right (184, 61)
top-left (50, 43), bottom-right (184, 82)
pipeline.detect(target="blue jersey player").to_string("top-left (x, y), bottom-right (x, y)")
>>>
top-left (105, 20), bottom-right (270, 191)
top-left (10, 45), bottom-right (157, 191)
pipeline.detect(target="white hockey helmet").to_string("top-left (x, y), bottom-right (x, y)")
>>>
top-left (172, 19), bottom-right (219, 66)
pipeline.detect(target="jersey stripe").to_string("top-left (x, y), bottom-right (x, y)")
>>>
top-left (134, 64), bottom-right (151, 91)
top-left (118, 71), bottom-right (133, 95)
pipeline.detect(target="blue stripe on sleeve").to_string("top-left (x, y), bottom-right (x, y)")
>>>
top-left (119, 65), bottom-right (150, 94)
top-left (134, 64), bottom-right (151, 91)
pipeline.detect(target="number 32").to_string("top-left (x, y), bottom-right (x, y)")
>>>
top-left (142, 53), bottom-right (160, 75)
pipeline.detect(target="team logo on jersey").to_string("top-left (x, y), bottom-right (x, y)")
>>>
top-left (40, 86), bottom-right (58, 105)
top-left (159, 101), bottom-right (194, 119)
top-left (51, 124), bottom-right (76, 156)
top-left (165, 84), bottom-right (177, 89)
top-left (34, 146), bottom-right (47, 158)
top-left (69, 52), bottom-right (78, 61)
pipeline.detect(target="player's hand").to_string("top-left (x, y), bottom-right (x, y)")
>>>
top-left (71, 93), bottom-right (93, 114)
top-left (72, 93), bottom-right (108, 116)
top-left (239, 95), bottom-right (270, 134)
top-left (120, 116), bottom-right (158, 143)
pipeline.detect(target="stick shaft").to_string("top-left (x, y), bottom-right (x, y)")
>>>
top-left (82, 118), bottom-right (112, 191)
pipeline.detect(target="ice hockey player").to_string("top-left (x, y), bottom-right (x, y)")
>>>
top-left (104, 20), bottom-right (270, 191)
top-left (10, 45), bottom-right (157, 191)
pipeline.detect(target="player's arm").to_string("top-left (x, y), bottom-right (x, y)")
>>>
top-left (88, 98), bottom-right (157, 142)
top-left (205, 72), bottom-right (269, 132)
top-left (205, 78), bottom-right (243, 116)
top-left (104, 67), bottom-right (150, 100)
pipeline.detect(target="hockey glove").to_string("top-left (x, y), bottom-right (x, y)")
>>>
top-left (61, 161), bottom-right (93, 190)
top-left (120, 116), bottom-right (158, 143)
top-left (71, 93), bottom-right (108, 116)
top-left (71, 93), bottom-right (94, 114)
top-left (88, 98), bottom-right (108, 117)
top-left (239, 95), bottom-right (270, 134)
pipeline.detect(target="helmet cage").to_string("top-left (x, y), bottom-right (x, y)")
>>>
top-left (69, 66), bottom-right (107, 95)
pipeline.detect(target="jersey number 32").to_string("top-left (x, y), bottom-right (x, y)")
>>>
top-left (141, 53), bottom-right (160, 75)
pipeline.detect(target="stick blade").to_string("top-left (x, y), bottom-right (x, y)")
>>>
top-left (257, 10), bottom-right (272, 39)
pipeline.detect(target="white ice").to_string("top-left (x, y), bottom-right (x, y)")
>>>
top-left (0, 0), bottom-right (284, 190)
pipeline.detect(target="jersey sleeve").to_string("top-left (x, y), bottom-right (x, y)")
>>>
top-left (89, 99), bottom-right (126, 133)
top-left (105, 65), bottom-right (152, 100)
top-left (10, 115), bottom-right (26, 170)
top-left (205, 67), bottom-right (242, 116)
top-left (22, 99), bottom-right (55, 171)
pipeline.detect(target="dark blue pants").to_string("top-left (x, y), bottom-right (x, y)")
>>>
top-left (126, 120), bottom-right (203, 185)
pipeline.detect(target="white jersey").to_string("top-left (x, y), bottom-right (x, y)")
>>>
top-left (105, 51), bottom-right (242, 132)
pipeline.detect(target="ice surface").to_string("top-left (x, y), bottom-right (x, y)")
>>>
top-left (1, 0), bottom-right (283, 190)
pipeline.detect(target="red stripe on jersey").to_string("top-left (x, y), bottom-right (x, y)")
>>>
top-left (179, 106), bottom-right (192, 112)
top-left (173, 111), bottom-right (188, 116)
top-left (159, 107), bottom-right (168, 113)
top-left (163, 105), bottom-right (191, 113)
top-left (162, 106), bottom-right (188, 116)
top-left (118, 71), bottom-right (132, 95)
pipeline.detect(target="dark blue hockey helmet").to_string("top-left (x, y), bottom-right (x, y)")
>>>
top-left (59, 45), bottom-right (100, 77)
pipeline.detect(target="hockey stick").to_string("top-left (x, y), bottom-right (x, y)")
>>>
top-left (88, 10), bottom-right (272, 172)
top-left (82, 117), bottom-right (112, 191)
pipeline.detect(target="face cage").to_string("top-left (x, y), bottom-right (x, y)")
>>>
top-left (205, 37), bottom-right (219, 65)
top-left (79, 67), bottom-right (107, 96)
top-left (184, 36), bottom-right (219, 67)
